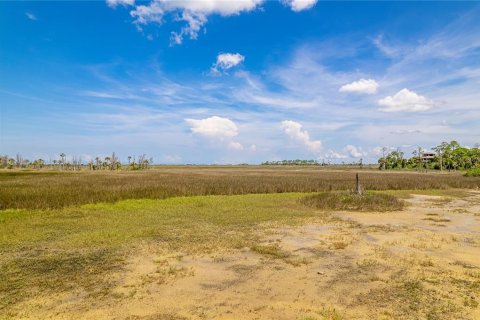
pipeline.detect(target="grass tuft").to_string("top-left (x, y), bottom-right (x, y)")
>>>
top-left (301, 192), bottom-right (404, 212)
top-left (251, 244), bottom-right (289, 258)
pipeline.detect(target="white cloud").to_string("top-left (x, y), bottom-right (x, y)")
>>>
top-left (344, 145), bottom-right (367, 158)
top-left (130, 2), bottom-right (164, 25)
top-left (107, 0), bottom-right (135, 7)
top-left (283, 0), bottom-right (318, 12)
top-left (378, 88), bottom-right (434, 112)
top-left (372, 146), bottom-right (397, 156)
top-left (339, 79), bottom-right (379, 95)
top-left (228, 141), bottom-right (244, 150)
top-left (185, 116), bottom-right (238, 139)
top-left (323, 150), bottom-right (347, 159)
top-left (211, 53), bottom-right (245, 73)
top-left (128, 0), bottom-right (263, 44)
top-left (280, 120), bottom-right (322, 153)
top-left (162, 0), bottom-right (264, 15)
top-left (389, 129), bottom-right (421, 135)
top-left (25, 12), bottom-right (37, 21)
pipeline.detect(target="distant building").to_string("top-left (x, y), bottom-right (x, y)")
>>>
top-left (421, 152), bottom-right (436, 161)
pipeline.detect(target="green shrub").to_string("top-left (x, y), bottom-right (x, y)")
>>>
top-left (465, 168), bottom-right (480, 177)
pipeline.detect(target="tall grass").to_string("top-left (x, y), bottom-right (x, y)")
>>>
top-left (0, 167), bottom-right (478, 210)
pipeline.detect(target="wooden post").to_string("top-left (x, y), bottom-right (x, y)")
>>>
top-left (355, 173), bottom-right (362, 195)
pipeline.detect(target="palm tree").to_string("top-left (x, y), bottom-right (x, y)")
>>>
top-left (60, 153), bottom-right (66, 170)
top-left (95, 157), bottom-right (101, 170)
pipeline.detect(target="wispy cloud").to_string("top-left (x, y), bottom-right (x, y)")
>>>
top-left (111, 0), bottom-right (318, 44)
top-left (25, 12), bottom-right (37, 21)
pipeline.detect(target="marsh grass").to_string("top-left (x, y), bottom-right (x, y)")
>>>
top-left (301, 192), bottom-right (405, 212)
top-left (1, 167), bottom-right (478, 210)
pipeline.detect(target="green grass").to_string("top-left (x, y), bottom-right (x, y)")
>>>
top-left (0, 193), bottom-right (323, 312)
top-left (1, 168), bottom-right (479, 210)
top-left (301, 192), bottom-right (405, 212)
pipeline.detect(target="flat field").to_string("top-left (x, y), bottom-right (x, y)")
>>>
top-left (1, 167), bottom-right (479, 319)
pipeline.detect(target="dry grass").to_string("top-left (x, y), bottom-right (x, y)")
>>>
top-left (0, 167), bottom-right (478, 210)
top-left (301, 192), bottom-right (405, 212)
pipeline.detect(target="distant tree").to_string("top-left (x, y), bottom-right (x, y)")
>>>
top-left (59, 153), bottom-right (66, 170)
top-left (15, 153), bottom-right (23, 168)
top-left (110, 152), bottom-right (118, 170)
top-left (7, 158), bottom-right (15, 169)
top-left (95, 157), bottom-right (101, 170)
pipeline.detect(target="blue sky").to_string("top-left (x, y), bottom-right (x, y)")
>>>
top-left (1, 1), bottom-right (480, 164)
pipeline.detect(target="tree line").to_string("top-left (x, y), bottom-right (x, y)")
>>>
top-left (0, 152), bottom-right (153, 171)
top-left (262, 159), bottom-right (365, 166)
top-left (378, 141), bottom-right (480, 171)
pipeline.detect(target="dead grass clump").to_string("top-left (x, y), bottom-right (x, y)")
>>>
top-left (422, 217), bottom-right (451, 223)
top-left (301, 192), bottom-right (405, 212)
top-left (251, 244), bottom-right (289, 258)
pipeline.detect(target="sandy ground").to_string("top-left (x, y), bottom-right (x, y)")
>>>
top-left (9, 192), bottom-right (480, 320)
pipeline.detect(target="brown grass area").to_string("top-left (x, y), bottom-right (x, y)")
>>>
top-left (1, 166), bottom-right (478, 209)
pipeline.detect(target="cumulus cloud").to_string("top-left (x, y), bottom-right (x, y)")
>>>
top-left (25, 12), bottom-right (37, 21)
top-left (107, 0), bottom-right (135, 7)
top-left (228, 141), bottom-right (244, 150)
top-left (211, 53), bottom-right (245, 73)
top-left (344, 145), bottom-right (367, 158)
top-left (339, 79), bottom-right (379, 94)
top-left (128, 0), bottom-right (263, 44)
top-left (280, 120), bottom-right (322, 153)
top-left (378, 88), bottom-right (434, 112)
top-left (283, 0), bottom-right (318, 12)
top-left (185, 116), bottom-right (238, 139)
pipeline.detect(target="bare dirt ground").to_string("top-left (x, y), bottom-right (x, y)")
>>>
top-left (9, 192), bottom-right (480, 320)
